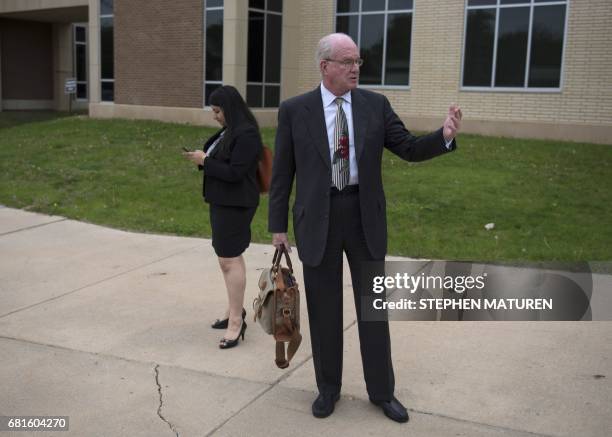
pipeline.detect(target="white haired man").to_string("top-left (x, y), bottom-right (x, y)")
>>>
top-left (269, 33), bottom-right (461, 422)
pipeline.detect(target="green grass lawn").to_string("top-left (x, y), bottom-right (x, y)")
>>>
top-left (1, 111), bottom-right (611, 262)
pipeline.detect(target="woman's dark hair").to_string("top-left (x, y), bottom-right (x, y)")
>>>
top-left (208, 86), bottom-right (260, 155)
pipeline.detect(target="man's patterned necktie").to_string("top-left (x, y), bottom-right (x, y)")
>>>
top-left (332, 97), bottom-right (350, 190)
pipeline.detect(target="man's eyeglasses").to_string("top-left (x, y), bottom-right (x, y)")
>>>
top-left (325, 58), bottom-right (364, 68)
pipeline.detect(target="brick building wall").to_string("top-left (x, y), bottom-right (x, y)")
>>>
top-left (0, 18), bottom-right (53, 100)
top-left (296, 0), bottom-right (334, 96)
top-left (114, 0), bottom-right (203, 108)
top-left (296, 0), bottom-right (612, 131)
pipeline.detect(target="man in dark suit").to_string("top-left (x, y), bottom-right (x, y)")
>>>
top-left (268, 33), bottom-right (461, 423)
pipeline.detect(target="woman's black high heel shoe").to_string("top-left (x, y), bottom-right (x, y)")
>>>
top-left (219, 320), bottom-right (247, 349)
top-left (211, 308), bottom-right (246, 329)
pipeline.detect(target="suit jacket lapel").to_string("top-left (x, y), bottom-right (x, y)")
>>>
top-left (351, 89), bottom-right (369, 163)
top-left (304, 87), bottom-right (331, 170)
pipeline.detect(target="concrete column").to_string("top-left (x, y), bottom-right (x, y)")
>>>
top-left (88, 0), bottom-right (100, 105)
top-left (222, 0), bottom-right (248, 98)
top-left (281, 0), bottom-right (300, 101)
top-left (53, 23), bottom-right (73, 111)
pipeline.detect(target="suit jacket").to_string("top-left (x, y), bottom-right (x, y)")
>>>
top-left (268, 87), bottom-right (456, 267)
top-left (201, 125), bottom-right (262, 207)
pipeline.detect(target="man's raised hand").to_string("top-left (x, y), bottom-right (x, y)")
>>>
top-left (443, 103), bottom-right (462, 143)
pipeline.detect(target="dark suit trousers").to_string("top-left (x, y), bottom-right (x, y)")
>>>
top-left (302, 187), bottom-right (395, 401)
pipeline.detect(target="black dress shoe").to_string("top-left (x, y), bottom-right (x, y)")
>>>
top-left (312, 392), bottom-right (340, 418)
top-left (211, 308), bottom-right (246, 329)
top-left (219, 320), bottom-right (247, 349)
top-left (370, 396), bottom-right (409, 423)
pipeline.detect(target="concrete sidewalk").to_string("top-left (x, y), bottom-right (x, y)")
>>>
top-left (1, 207), bottom-right (610, 437)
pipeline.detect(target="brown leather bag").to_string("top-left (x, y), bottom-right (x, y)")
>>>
top-left (256, 145), bottom-right (273, 193)
top-left (253, 247), bottom-right (302, 369)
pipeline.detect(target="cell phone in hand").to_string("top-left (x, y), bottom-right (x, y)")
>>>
top-left (182, 147), bottom-right (192, 152)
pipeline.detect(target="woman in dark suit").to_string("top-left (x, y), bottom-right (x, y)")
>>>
top-left (183, 85), bottom-right (262, 349)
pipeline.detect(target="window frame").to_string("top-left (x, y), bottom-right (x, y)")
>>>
top-left (460, 0), bottom-right (570, 93)
top-left (204, 1), bottom-right (224, 108)
top-left (73, 23), bottom-right (88, 102)
top-left (99, 2), bottom-right (114, 103)
top-left (246, 0), bottom-right (283, 108)
top-left (334, 0), bottom-right (414, 90)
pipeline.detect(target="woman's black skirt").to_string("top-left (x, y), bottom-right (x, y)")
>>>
top-left (209, 204), bottom-right (257, 258)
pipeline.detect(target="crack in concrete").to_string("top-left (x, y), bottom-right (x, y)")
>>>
top-left (203, 350), bottom-right (315, 437)
top-left (0, 335), bottom-right (266, 387)
top-left (0, 334), bottom-right (565, 437)
top-left (154, 364), bottom-right (179, 437)
top-left (410, 407), bottom-right (555, 437)
top-left (203, 313), bottom-right (555, 437)
top-left (203, 319), bottom-right (357, 437)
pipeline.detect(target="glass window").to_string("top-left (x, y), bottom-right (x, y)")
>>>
top-left (388, 0), bottom-right (413, 10)
top-left (362, 0), bottom-right (384, 12)
top-left (205, 9), bottom-right (223, 82)
top-left (336, 15), bottom-right (359, 44)
top-left (468, 0), bottom-right (496, 5)
top-left (463, 9), bottom-right (495, 87)
top-left (335, 0), bottom-right (414, 87)
top-left (247, 1), bottom-right (282, 108)
top-left (204, 2), bottom-right (224, 106)
top-left (268, 0), bottom-right (282, 12)
top-left (495, 7), bottom-right (529, 87)
top-left (101, 81), bottom-right (114, 102)
top-left (264, 86), bottom-right (280, 108)
top-left (247, 11), bottom-right (265, 83)
top-left (247, 84), bottom-right (263, 107)
top-left (359, 14), bottom-right (385, 85)
top-left (77, 83), bottom-right (87, 99)
top-left (462, 0), bottom-right (567, 89)
top-left (75, 26), bottom-right (86, 43)
top-left (100, 17), bottom-right (113, 80)
top-left (76, 45), bottom-right (87, 82)
top-left (385, 13), bottom-right (411, 86)
top-left (205, 83), bottom-right (222, 106)
top-left (337, 0), bottom-right (359, 13)
top-left (100, 2), bottom-right (114, 101)
top-left (265, 14), bottom-right (282, 83)
top-left (100, 0), bottom-right (113, 15)
top-left (528, 5), bottom-right (566, 88)
top-left (74, 25), bottom-right (88, 101)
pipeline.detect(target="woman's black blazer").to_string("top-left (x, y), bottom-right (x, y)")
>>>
top-left (200, 125), bottom-right (262, 207)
